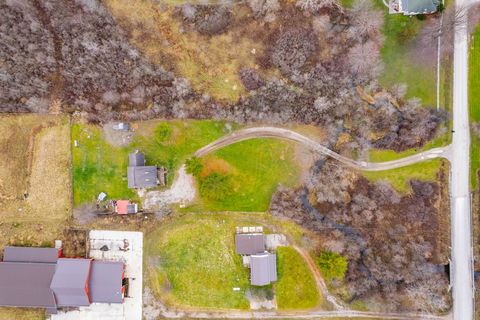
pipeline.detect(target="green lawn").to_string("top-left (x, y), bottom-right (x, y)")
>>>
top-left (146, 214), bottom-right (250, 309)
top-left (72, 124), bottom-right (136, 204)
top-left (133, 120), bottom-right (229, 184)
top-left (198, 139), bottom-right (300, 212)
top-left (374, 0), bottom-right (437, 106)
top-left (362, 159), bottom-right (444, 193)
top-left (72, 120), bottom-right (228, 205)
top-left (469, 26), bottom-right (480, 189)
top-left (145, 213), bottom-right (313, 310)
top-left (276, 247), bottom-right (320, 310)
top-left (340, 0), bottom-right (354, 8)
top-left (72, 120), bottom-right (300, 211)
top-left (367, 132), bottom-right (449, 162)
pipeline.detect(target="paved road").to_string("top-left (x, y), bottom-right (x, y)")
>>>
top-left (195, 127), bottom-right (450, 171)
top-left (450, 0), bottom-right (474, 317)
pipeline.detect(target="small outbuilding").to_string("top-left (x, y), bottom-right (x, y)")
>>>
top-left (115, 200), bottom-right (138, 215)
top-left (113, 122), bottom-right (131, 131)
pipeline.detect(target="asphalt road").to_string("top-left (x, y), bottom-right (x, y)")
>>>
top-left (194, 126), bottom-right (450, 171)
top-left (450, 0), bottom-right (474, 317)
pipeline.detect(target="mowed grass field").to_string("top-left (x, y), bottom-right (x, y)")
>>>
top-left (469, 26), bottom-right (480, 189)
top-left (145, 213), bottom-right (320, 310)
top-left (72, 123), bottom-right (136, 204)
top-left (374, 0), bottom-right (437, 106)
top-left (362, 159), bottom-right (444, 193)
top-left (73, 120), bottom-right (300, 211)
top-left (276, 247), bottom-right (320, 310)
top-left (201, 139), bottom-right (300, 211)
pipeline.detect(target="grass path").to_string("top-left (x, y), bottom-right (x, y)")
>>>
top-left (469, 26), bottom-right (480, 189)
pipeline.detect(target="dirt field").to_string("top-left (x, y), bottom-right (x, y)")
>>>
top-left (0, 114), bottom-right (72, 249)
top-left (0, 114), bottom-right (71, 221)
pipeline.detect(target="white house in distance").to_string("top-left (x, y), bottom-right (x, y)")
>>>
top-left (389, 0), bottom-right (440, 15)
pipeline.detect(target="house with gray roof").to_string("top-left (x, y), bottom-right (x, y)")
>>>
top-left (389, 0), bottom-right (439, 15)
top-left (0, 246), bottom-right (125, 313)
top-left (127, 150), bottom-right (160, 189)
top-left (235, 229), bottom-right (278, 286)
top-left (127, 151), bottom-right (159, 189)
top-left (235, 233), bottom-right (265, 255)
top-left (250, 253), bottom-right (277, 286)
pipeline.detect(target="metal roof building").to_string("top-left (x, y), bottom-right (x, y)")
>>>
top-left (3, 246), bottom-right (59, 263)
top-left (0, 262), bottom-right (57, 309)
top-left (89, 261), bottom-right (125, 303)
top-left (250, 253), bottom-right (277, 286)
top-left (0, 246), bottom-right (125, 313)
top-left (235, 234), bottom-right (265, 255)
top-left (50, 259), bottom-right (92, 307)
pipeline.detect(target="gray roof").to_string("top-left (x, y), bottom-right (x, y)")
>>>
top-left (129, 152), bottom-right (145, 167)
top-left (401, 0), bottom-right (438, 14)
top-left (0, 262), bottom-right (57, 308)
top-left (250, 253), bottom-right (277, 286)
top-left (50, 259), bottom-right (92, 307)
top-left (235, 234), bottom-right (265, 255)
top-left (127, 166), bottom-right (158, 188)
top-left (127, 203), bottom-right (137, 214)
top-left (3, 246), bottom-right (59, 263)
top-left (89, 261), bottom-right (124, 303)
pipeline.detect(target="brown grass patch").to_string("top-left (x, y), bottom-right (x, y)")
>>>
top-left (0, 115), bottom-right (71, 223)
top-left (0, 115), bottom-right (71, 254)
top-left (0, 307), bottom-right (45, 320)
top-left (103, 0), bottom-right (264, 102)
top-left (200, 157), bottom-right (234, 177)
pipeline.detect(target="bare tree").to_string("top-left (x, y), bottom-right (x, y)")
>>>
top-left (296, 0), bottom-right (341, 14)
top-left (347, 0), bottom-right (384, 41)
top-left (347, 40), bottom-right (383, 79)
top-left (420, 5), bottom-right (469, 56)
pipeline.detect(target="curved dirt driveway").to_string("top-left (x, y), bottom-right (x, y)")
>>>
top-left (194, 127), bottom-right (451, 171)
top-left (145, 126), bottom-right (453, 319)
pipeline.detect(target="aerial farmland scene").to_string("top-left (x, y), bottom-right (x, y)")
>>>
top-left (0, 0), bottom-right (480, 319)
